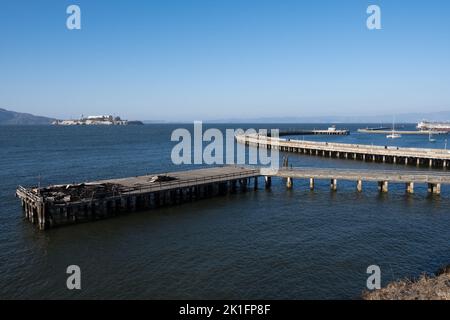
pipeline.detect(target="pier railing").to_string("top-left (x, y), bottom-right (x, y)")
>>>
top-left (106, 169), bottom-right (260, 195)
top-left (16, 186), bottom-right (42, 203)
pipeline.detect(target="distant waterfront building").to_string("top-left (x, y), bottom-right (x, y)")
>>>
top-left (417, 121), bottom-right (450, 132)
top-left (52, 115), bottom-right (143, 126)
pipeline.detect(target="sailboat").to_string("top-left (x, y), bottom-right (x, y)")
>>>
top-left (386, 117), bottom-right (401, 139)
top-left (429, 131), bottom-right (436, 142)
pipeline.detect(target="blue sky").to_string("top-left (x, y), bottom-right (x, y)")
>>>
top-left (0, 0), bottom-right (449, 121)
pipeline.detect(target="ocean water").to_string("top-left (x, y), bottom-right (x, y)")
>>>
top-left (0, 123), bottom-right (449, 299)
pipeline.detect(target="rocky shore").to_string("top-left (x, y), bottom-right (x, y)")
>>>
top-left (363, 265), bottom-right (450, 300)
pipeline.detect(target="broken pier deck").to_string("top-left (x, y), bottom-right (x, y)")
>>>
top-left (16, 166), bottom-right (259, 230)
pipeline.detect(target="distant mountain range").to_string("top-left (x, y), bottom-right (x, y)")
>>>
top-left (2, 107), bottom-right (450, 125)
top-left (0, 108), bottom-right (55, 125)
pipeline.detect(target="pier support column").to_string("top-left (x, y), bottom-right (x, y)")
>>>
top-left (382, 156), bottom-right (386, 163)
top-left (357, 180), bottom-right (363, 192)
top-left (254, 177), bottom-right (258, 190)
top-left (309, 178), bottom-right (315, 191)
top-left (37, 204), bottom-right (46, 230)
top-left (444, 160), bottom-right (447, 169)
top-left (428, 183), bottom-right (441, 195)
top-left (264, 176), bottom-right (272, 189)
top-left (231, 180), bottom-right (237, 193)
top-left (240, 179), bottom-right (248, 192)
top-left (286, 177), bottom-right (293, 189)
top-left (435, 183), bottom-right (441, 195)
top-left (330, 179), bottom-right (337, 191)
top-left (393, 156), bottom-right (397, 164)
top-left (405, 158), bottom-right (408, 165)
top-left (363, 154), bottom-right (366, 161)
top-left (416, 158), bottom-right (420, 166)
top-left (130, 196), bottom-right (137, 211)
top-left (406, 182), bottom-right (414, 194)
top-left (378, 181), bottom-right (388, 193)
top-left (429, 159), bottom-right (433, 168)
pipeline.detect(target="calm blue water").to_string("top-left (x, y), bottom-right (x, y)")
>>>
top-left (0, 124), bottom-right (449, 299)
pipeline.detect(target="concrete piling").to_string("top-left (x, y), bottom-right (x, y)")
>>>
top-left (330, 179), bottom-right (337, 191)
top-left (378, 181), bottom-right (388, 193)
top-left (357, 180), bottom-right (363, 192)
top-left (428, 183), bottom-right (441, 195)
top-left (286, 177), bottom-right (293, 189)
top-left (406, 182), bottom-right (414, 194)
top-left (265, 176), bottom-right (272, 189)
top-left (309, 178), bottom-right (315, 190)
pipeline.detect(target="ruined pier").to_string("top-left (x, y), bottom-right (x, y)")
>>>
top-left (16, 166), bottom-right (259, 230)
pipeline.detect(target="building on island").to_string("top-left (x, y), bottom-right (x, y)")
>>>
top-left (52, 115), bottom-right (143, 126)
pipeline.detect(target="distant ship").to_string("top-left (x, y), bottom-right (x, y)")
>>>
top-left (417, 121), bottom-right (450, 132)
top-left (52, 115), bottom-right (143, 126)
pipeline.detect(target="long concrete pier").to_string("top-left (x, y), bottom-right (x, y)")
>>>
top-left (16, 164), bottom-right (450, 230)
top-left (263, 167), bottom-right (450, 194)
top-left (237, 133), bottom-right (450, 169)
top-left (357, 129), bottom-right (448, 135)
top-left (276, 129), bottom-right (350, 136)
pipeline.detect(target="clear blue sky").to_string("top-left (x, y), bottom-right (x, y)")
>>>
top-left (0, 0), bottom-right (449, 121)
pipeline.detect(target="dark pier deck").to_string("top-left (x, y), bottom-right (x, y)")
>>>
top-left (16, 166), bottom-right (259, 230)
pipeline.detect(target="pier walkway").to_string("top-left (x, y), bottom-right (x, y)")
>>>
top-left (16, 164), bottom-right (450, 230)
top-left (357, 129), bottom-right (448, 135)
top-left (276, 129), bottom-right (349, 136)
top-left (262, 167), bottom-right (450, 194)
top-left (237, 133), bottom-right (450, 169)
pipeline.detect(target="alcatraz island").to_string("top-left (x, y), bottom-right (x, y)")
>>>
top-left (52, 115), bottom-right (144, 126)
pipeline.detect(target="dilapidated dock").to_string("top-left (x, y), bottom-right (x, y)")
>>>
top-left (16, 166), bottom-right (259, 230)
top-left (16, 164), bottom-right (450, 230)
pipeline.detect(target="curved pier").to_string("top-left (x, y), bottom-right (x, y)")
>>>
top-left (237, 133), bottom-right (450, 169)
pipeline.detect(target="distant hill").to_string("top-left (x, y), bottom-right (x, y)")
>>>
top-left (0, 108), bottom-right (55, 125)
